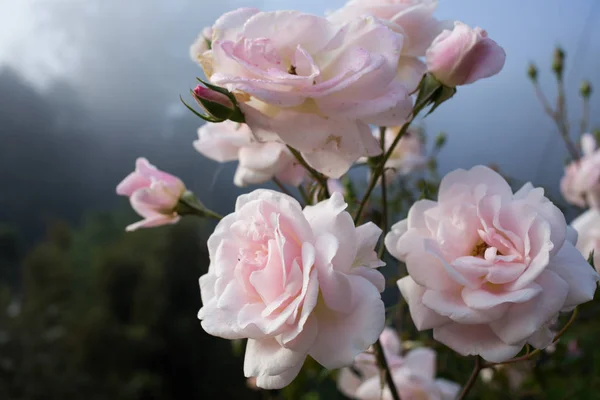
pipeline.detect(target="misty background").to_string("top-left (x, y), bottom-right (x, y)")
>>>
top-left (0, 0), bottom-right (599, 246)
top-left (0, 1), bottom-right (599, 399)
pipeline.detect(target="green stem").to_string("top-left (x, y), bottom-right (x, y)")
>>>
top-left (580, 96), bottom-right (590, 138)
top-left (533, 81), bottom-right (579, 160)
top-left (177, 193), bottom-right (223, 221)
top-left (298, 185), bottom-right (311, 205)
top-left (287, 146), bottom-right (329, 195)
top-left (354, 118), bottom-right (413, 224)
top-left (373, 339), bottom-right (402, 400)
top-left (457, 357), bottom-right (482, 400)
top-left (378, 126), bottom-right (388, 259)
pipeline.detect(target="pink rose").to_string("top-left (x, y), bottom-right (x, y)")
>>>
top-left (194, 121), bottom-right (305, 187)
top-left (426, 21), bottom-right (506, 87)
top-left (385, 166), bottom-right (599, 362)
top-left (116, 158), bottom-right (185, 231)
top-left (198, 8), bottom-right (414, 178)
top-left (571, 209), bottom-right (600, 272)
top-left (328, 0), bottom-right (449, 92)
top-left (560, 133), bottom-right (600, 208)
top-left (338, 327), bottom-right (460, 400)
top-left (198, 190), bottom-right (386, 389)
top-left (190, 26), bottom-right (213, 65)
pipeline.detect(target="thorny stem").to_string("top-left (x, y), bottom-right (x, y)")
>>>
top-left (373, 340), bottom-right (402, 400)
top-left (355, 118), bottom-right (414, 224)
top-left (533, 81), bottom-right (579, 160)
top-left (378, 126), bottom-right (389, 259)
top-left (287, 146), bottom-right (329, 195)
top-left (457, 357), bottom-right (482, 400)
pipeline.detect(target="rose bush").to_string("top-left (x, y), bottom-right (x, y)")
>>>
top-left (386, 166), bottom-right (599, 362)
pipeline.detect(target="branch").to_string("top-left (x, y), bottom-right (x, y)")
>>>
top-left (355, 119), bottom-right (414, 224)
top-left (457, 357), bottom-right (482, 400)
top-left (373, 340), bottom-right (402, 400)
top-left (287, 146), bottom-right (329, 195)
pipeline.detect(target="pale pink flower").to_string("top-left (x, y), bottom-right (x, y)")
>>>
top-left (380, 126), bottom-right (428, 180)
top-left (571, 209), bottom-right (600, 272)
top-left (560, 133), bottom-right (600, 208)
top-left (197, 8), bottom-right (414, 178)
top-left (194, 121), bottom-right (305, 187)
top-left (198, 190), bottom-right (386, 389)
top-left (338, 327), bottom-right (460, 400)
top-left (426, 21), bottom-right (506, 87)
top-left (386, 166), bottom-right (599, 362)
top-left (116, 158), bottom-right (185, 231)
top-left (328, 0), bottom-right (449, 92)
top-left (190, 26), bottom-right (213, 65)
top-left (327, 179), bottom-right (345, 196)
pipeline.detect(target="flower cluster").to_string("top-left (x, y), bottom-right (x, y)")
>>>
top-left (338, 327), bottom-right (460, 400)
top-left (191, 0), bottom-right (504, 180)
top-left (112, 0), bottom-right (600, 397)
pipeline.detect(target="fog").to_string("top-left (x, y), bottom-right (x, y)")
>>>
top-left (0, 0), bottom-right (599, 244)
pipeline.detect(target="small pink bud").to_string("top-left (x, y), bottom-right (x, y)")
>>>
top-left (193, 85), bottom-right (234, 109)
top-left (116, 158), bottom-right (186, 231)
top-left (426, 21), bottom-right (506, 87)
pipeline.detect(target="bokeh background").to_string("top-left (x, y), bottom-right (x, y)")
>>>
top-left (0, 0), bottom-right (599, 399)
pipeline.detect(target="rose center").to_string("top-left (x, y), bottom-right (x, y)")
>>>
top-left (470, 240), bottom-right (489, 257)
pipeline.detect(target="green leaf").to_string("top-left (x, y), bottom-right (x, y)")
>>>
top-left (179, 96), bottom-right (221, 123)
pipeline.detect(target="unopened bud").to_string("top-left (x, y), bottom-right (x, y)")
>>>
top-left (527, 64), bottom-right (538, 82)
top-left (434, 132), bottom-right (447, 149)
top-left (552, 47), bottom-right (565, 79)
top-left (594, 130), bottom-right (600, 146)
top-left (183, 79), bottom-right (245, 123)
top-left (580, 80), bottom-right (592, 99)
top-left (194, 85), bottom-right (233, 109)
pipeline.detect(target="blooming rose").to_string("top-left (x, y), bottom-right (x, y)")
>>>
top-left (426, 21), bottom-right (506, 87)
top-left (338, 327), bottom-right (460, 400)
top-left (560, 133), bottom-right (600, 208)
top-left (190, 26), bottom-right (213, 65)
top-left (571, 209), bottom-right (600, 272)
top-left (197, 8), bottom-right (414, 178)
top-left (116, 158), bottom-right (185, 231)
top-left (328, 0), bottom-right (449, 92)
top-left (198, 190), bottom-right (386, 389)
top-left (194, 121), bottom-right (305, 187)
top-left (385, 166), bottom-right (599, 362)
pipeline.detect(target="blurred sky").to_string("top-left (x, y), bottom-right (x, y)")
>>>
top-left (0, 0), bottom-right (599, 223)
